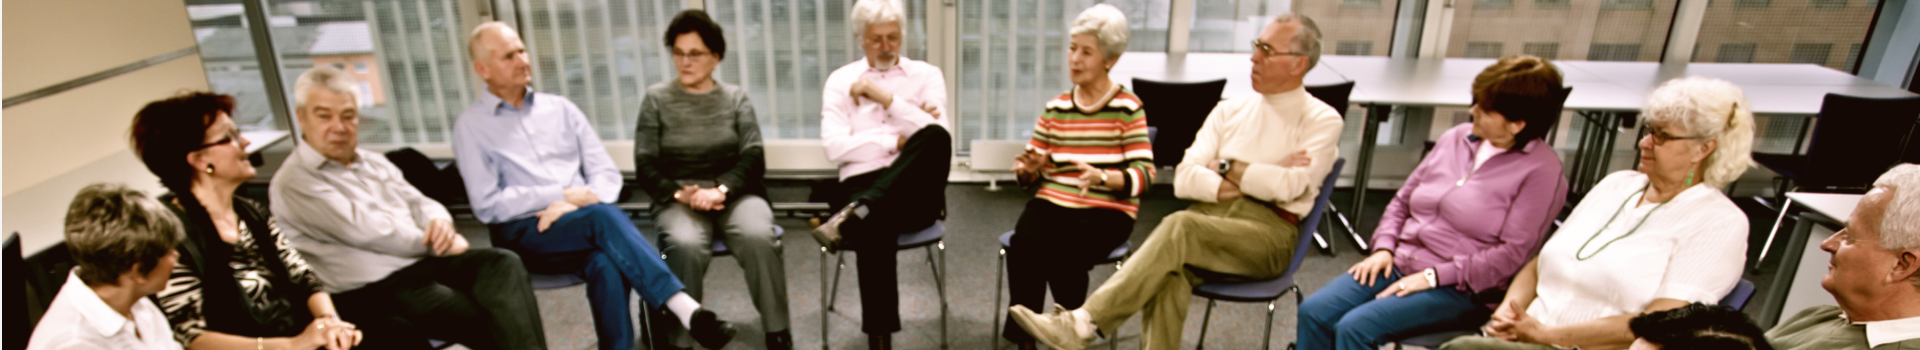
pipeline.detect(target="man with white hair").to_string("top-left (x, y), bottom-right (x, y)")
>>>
top-left (1008, 14), bottom-right (1343, 350)
top-left (452, 22), bottom-right (736, 350)
top-left (269, 65), bottom-right (548, 349)
top-left (1767, 163), bottom-right (1920, 349)
top-left (812, 0), bottom-right (952, 348)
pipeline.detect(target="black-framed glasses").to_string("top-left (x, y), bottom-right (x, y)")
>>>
top-left (1646, 127), bottom-right (1706, 146)
top-left (196, 129), bottom-right (241, 151)
top-left (1251, 40), bottom-right (1306, 58)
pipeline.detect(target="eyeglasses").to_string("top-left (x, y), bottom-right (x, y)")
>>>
top-left (196, 129), bottom-right (242, 151)
top-left (1251, 40), bottom-right (1306, 58)
top-left (672, 50), bottom-right (713, 61)
top-left (1645, 128), bottom-right (1707, 146)
top-left (863, 34), bottom-right (903, 46)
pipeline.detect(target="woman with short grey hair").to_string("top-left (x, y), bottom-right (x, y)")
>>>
top-left (1001, 4), bottom-right (1150, 350)
top-left (28, 183), bottom-right (187, 350)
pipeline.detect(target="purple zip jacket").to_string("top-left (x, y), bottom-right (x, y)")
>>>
top-left (1372, 124), bottom-right (1567, 294)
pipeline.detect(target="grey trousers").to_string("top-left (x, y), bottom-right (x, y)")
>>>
top-left (1438, 336), bottom-right (1564, 350)
top-left (654, 194), bottom-right (790, 346)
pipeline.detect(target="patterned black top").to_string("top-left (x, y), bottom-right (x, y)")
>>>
top-left (156, 217), bottom-right (321, 345)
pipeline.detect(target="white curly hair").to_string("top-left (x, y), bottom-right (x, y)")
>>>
top-left (1874, 164), bottom-right (1920, 251)
top-left (1640, 76), bottom-right (1755, 189)
top-left (1070, 4), bottom-right (1130, 60)
top-left (851, 0), bottom-right (906, 37)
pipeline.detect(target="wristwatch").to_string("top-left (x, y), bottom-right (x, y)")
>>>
top-left (1216, 159), bottom-right (1233, 175)
top-left (1422, 268), bottom-right (1437, 287)
top-left (716, 184), bottom-right (730, 195)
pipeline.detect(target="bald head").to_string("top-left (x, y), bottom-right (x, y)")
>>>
top-left (468, 22), bottom-right (518, 63)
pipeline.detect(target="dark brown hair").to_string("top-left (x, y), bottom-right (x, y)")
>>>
top-left (1471, 55), bottom-right (1569, 151)
top-left (128, 91), bottom-right (235, 193)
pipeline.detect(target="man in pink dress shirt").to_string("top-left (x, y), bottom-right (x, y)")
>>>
top-left (810, 0), bottom-right (950, 348)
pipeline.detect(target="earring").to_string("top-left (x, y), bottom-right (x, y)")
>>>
top-left (1685, 171), bottom-right (1694, 187)
top-left (205, 165), bottom-right (216, 174)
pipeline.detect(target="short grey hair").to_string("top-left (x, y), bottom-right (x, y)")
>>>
top-left (64, 183), bottom-right (183, 286)
top-left (1640, 76), bottom-right (1756, 189)
top-left (1070, 4), bottom-right (1130, 60)
top-left (1271, 13), bottom-right (1323, 71)
top-left (1874, 164), bottom-right (1920, 251)
top-left (294, 65), bottom-right (361, 108)
top-left (467, 21), bottom-right (518, 62)
top-left (851, 0), bottom-right (907, 37)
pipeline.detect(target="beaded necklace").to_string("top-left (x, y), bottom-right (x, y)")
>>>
top-left (1575, 182), bottom-right (1671, 261)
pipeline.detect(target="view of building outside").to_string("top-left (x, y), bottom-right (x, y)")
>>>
top-left (1445, 0), bottom-right (1678, 61)
top-left (1694, 0), bottom-right (1877, 71)
top-left (1194, 0), bottom-right (1400, 57)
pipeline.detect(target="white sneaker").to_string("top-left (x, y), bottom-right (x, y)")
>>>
top-left (1008, 304), bottom-right (1095, 350)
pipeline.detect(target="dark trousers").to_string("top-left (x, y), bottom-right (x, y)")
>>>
top-left (490, 204), bottom-right (686, 350)
top-left (1001, 199), bottom-right (1135, 343)
top-left (832, 125), bottom-right (951, 335)
top-left (333, 248), bottom-right (548, 350)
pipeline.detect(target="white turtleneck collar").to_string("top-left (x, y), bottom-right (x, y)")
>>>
top-left (1261, 86), bottom-right (1310, 109)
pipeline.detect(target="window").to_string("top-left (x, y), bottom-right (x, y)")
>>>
top-left (1477, 0), bottom-right (1515, 10)
top-left (1447, 0), bottom-right (1674, 62)
top-left (1587, 43), bottom-right (1643, 61)
top-left (1465, 41), bottom-right (1505, 58)
top-left (1790, 43), bottom-right (1834, 65)
top-left (1336, 40), bottom-right (1375, 55)
top-left (358, 81), bottom-right (373, 108)
top-left (1843, 43), bottom-right (1864, 71)
top-left (1695, 0), bottom-right (1874, 71)
top-left (1811, 0), bottom-right (1847, 8)
top-left (186, 3), bottom-right (279, 132)
top-left (1190, 0), bottom-right (1264, 52)
top-left (354, 61), bottom-right (368, 73)
top-left (959, 0), bottom-right (1157, 152)
top-left (703, 0), bottom-right (917, 140)
top-left (1343, 0), bottom-right (1383, 8)
top-left (1522, 42), bottom-right (1559, 59)
top-left (1715, 43), bottom-right (1757, 63)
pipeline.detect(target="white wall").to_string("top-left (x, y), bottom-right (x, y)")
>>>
top-left (3, 0), bottom-right (211, 254)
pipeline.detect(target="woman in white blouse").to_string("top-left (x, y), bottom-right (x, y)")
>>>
top-left (1440, 76), bottom-right (1756, 350)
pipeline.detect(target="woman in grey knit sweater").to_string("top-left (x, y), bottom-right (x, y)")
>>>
top-left (632, 9), bottom-right (791, 350)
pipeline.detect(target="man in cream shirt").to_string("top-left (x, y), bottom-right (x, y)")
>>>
top-left (1768, 164), bottom-right (1920, 350)
top-left (1008, 13), bottom-right (1344, 350)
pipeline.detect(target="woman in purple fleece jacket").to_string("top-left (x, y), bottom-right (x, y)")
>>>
top-left (1297, 55), bottom-right (1571, 350)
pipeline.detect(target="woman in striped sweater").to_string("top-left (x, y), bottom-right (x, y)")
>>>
top-left (1000, 4), bottom-right (1153, 350)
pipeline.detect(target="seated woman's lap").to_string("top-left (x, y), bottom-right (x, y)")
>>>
top-left (1302, 272), bottom-right (1486, 342)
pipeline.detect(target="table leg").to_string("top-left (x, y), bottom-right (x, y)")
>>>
top-left (1350, 104), bottom-right (1385, 253)
top-left (1596, 113), bottom-right (1620, 184)
top-left (1756, 212), bottom-right (1816, 329)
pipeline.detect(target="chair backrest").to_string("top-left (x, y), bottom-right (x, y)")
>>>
top-left (23, 240), bottom-right (74, 332)
top-left (1131, 78), bottom-right (1227, 168)
top-left (7, 233), bottom-right (24, 350)
top-left (1304, 81), bottom-right (1355, 120)
top-left (1280, 158), bottom-right (1345, 281)
top-left (1802, 94), bottom-right (1920, 191)
top-left (1719, 279), bottom-right (1757, 311)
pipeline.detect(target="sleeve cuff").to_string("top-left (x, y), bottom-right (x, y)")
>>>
top-left (1371, 239), bottom-right (1398, 255)
top-left (1434, 263), bottom-right (1463, 288)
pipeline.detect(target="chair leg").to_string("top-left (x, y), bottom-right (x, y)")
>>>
top-left (829, 253), bottom-right (846, 310)
top-left (1197, 299), bottom-right (1216, 350)
top-left (938, 242), bottom-right (949, 349)
top-left (994, 247), bottom-right (1006, 350)
top-left (1264, 301), bottom-right (1276, 350)
top-left (820, 247), bottom-right (830, 350)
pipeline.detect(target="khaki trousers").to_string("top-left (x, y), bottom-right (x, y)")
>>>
top-left (1081, 197), bottom-right (1299, 350)
top-left (1437, 336), bottom-right (1565, 350)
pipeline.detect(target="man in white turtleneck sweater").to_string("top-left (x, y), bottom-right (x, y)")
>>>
top-left (1008, 13), bottom-right (1344, 350)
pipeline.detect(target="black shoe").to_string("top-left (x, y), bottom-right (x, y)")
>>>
top-left (688, 308), bottom-right (735, 349)
top-left (867, 334), bottom-right (892, 350)
top-left (813, 202), bottom-right (865, 252)
top-left (648, 309), bottom-right (688, 350)
top-left (766, 330), bottom-right (793, 350)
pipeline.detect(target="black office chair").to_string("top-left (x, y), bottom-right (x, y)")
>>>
top-left (23, 239), bottom-right (74, 333)
top-left (7, 233), bottom-right (25, 350)
top-left (1299, 81), bottom-right (1366, 255)
top-left (1132, 78), bottom-right (1228, 168)
top-left (1752, 94), bottom-right (1920, 270)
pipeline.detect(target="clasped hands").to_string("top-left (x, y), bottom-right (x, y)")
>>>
top-left (294, 315), bottom-right (361, 350)
top-left (536, 187), bottom-right (602, 233)
top-left (1214, 151), bottom-right (1311, 201)
top-left (673, 185), bottom-right (728, 212)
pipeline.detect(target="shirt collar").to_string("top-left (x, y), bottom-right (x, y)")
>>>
top-left (62, 272), bottom-right (134, 337)
top-left (1464, 132), bottom-right (1545, 154)
top-left (1848, 313), bottom-right (1920, 348)
top-left (292, 142), bottom-right (360, 170)
top-left (862, 57), bottom-right (915, 77)
top-left (482, 86), bottom-right (536, 115)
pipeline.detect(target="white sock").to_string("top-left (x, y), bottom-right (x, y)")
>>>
top-left (666, 292), bottom-right (701, 328)
top-left (1071, 309), bottom-right (1097, 339)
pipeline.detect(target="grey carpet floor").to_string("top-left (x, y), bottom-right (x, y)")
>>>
top-left (451, 184), bottom-right (1369, 350)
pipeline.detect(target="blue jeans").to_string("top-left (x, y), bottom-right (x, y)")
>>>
top-left (492, 204), bottom-right (685, 350)
top-left (1297, 272), bottom-right (1487, 350)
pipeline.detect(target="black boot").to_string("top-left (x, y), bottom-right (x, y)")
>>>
top-left (866, 333), bottom-right (892, 350)
top-left (766, 330), bottom-right (793, 350)
top-left (648, 308), bottom-right (687, 350)
top-left (688, 308), bottom-right (735, 349)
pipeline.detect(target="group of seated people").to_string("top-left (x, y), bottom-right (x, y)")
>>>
top-left (20, 0), bottom-right (1920, 350)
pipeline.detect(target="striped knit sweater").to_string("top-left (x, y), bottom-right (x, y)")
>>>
top-left (1025, 86), bottom-right (1155, 217)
